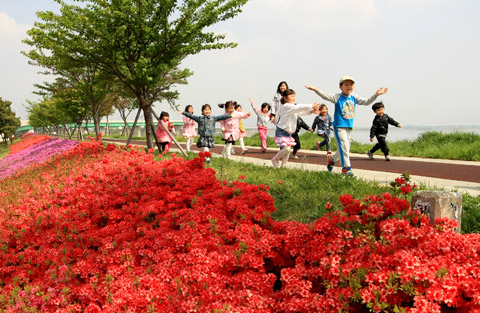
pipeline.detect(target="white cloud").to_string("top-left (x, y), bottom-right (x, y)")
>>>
top-left (261, 0), bottom-right (380, 30)
top-left (0, 12), bottom-right (30, 41)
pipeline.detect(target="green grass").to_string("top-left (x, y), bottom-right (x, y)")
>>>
top-left (205, 157), bottom-right (480, 234)
top-left (211, 157), bottom-right (408, 223)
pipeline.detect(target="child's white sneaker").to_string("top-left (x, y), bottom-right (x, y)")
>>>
top-left (271, 158), bottom-right (280, 168)
top-left (385, 155), bottom-right (391, 161)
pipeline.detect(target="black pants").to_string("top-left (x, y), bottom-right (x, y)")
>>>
top-left (370, 135), bottom-right (389, 156)
top-left (292, 133), bottom-right (301, 155)
top-left (158, 141), bottom-right (169, 152)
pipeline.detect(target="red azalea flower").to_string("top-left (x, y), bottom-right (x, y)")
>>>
top-left (238, 175), bottom-right (245, 180)
top-left (277, 180), bottom-right (283, 184)
top-left (171, 153), bottom-right (177, 157)
top-left (127, 144), bottom-right (132, 149)
top-left (325, 202), bottom-right (332, 210)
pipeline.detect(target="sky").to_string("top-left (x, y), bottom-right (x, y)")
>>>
top-left (1, 0), bottom-right (479, 129)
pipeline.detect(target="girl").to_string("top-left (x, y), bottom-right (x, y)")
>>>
top-left (270, 81), bottom-right (289, 123)
top-left (311, 104), bottom-right (334, 154)
top-left (218, 101), bottom-right (251, 159)
top-left (249, 98), bottom-right (271, 153)
top-left (235, 104), bottom-right (248, 154)
top-left (155, 111), bottom-right (176, 154)
top-left (271, 89), bottom-right (319, 168)
top-left (182, 105), bottom-right (197, 152)
top-left (181, 104), bottom-right (232, 163)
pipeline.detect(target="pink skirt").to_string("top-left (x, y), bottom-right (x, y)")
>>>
top-left (274, 136), bottom-right (296, 147)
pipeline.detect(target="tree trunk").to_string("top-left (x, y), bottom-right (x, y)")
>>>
top-left (93, 115), bottom-right (101, 138)
top-left (85, 118), bottom-right (90, 136)
top-left (105, 115), bottom-right (110, 135)
top-left (77, 121), bottom-right (83, 141)
top-left (140, 98), bottom-right (155, 149)
top-left (126, 108), bottom-right (142, 146)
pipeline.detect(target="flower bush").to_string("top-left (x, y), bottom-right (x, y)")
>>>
top-left (0, 137), bottom-right (78, 180)
top-left (9, 133), bottom-right (51, 155)
top-left (0, 137), bottom-right (479, 312)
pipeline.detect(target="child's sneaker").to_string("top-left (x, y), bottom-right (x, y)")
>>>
top-left (271, 158), bottom-right (280, 168)
top-left (242, 149), bottom-right (248, 155)
top-left (366, 150), bottom-right (374, 160)
top-left (293, 155), bottom-right (299, 159)
top-left (327, 154), bottom-right (334, 172)
top-left (316, 141), bottom-right (321, 150)
top-left (342, 167), bottom-right (354, 176)
top-left (385, 155), bottom-right (391, 161)
top-left (205, 157), bottom-right (211, 163)
top-left (231, 148), bottom-right (236, 155)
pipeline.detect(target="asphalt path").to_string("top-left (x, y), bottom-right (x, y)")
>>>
top-left (103, 138), bottom-right (480, 195)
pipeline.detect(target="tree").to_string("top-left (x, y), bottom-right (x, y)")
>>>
top-left (0, 98), bottom-right (21, 148)
top-left (24, 0), bottom-right (249, 148)
top-left (23, 36), bottom-right (116, 137)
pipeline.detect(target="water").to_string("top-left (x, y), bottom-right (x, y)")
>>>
top-left (245, 125), bottom-right (480, 144)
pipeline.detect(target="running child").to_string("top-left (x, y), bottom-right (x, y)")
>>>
top-left (218, 101), bottom-right (251, 159)
top-left (306, 76), bottom-right (388, 175)
top-left (155, 111), bottom-right (176, 154)
top-left (180, 104), bottom-right (232, 163)
top-left (311, 104), bottom-right (334, 154)
top-left (249, 98), bottom-right (271, 153)
top-left (181, 105), bottom-right (197, 152)
top-left (366, 102), bottom-right (402, 161)
top-left (271, 89), bottom-right (320, 168)
top-left (235, 104), bottom-right (249, 155)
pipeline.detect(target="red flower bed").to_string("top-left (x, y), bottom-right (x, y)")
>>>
top-left (1, 140), bottom-right (479, 312)
top-left (9, 134), bottom-right (51, 155)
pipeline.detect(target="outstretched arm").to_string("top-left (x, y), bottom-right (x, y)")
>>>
top-left (305, 86), bottom-right (337, 103)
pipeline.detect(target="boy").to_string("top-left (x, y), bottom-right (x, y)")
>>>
top-left (305, 76), bottom-right (388, 175)
top-left (366, 102), bottom-right (402, 161)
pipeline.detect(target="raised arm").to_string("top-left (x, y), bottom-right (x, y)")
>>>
top-left (249, 98), bottom-right (262, 115)
top-left (305, 86), bottom-right (337, 103)
top-left (356, 87), bottom-right (388, 106)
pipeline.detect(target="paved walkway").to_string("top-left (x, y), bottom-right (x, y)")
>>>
top-left (103, 139), bottom-right (480, 196)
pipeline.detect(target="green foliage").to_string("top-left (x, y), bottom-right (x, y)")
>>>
top-left (0, 97), bottom-right (21, 142)
top-left (22, 0), bottom-right (250, 148)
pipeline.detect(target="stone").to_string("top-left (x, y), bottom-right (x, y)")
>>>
top-left (411, 190), bottom-right (462, 233)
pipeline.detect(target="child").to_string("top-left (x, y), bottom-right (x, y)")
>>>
top-left (249, 98), bottom-right (270, 153)
top-left (291, 117), bottom-right (313, 159)
top-left (270, 81), bottom-right (289, 123)
top-left (218, 101), bottom-right (251, 159)
top-left (182, 105), bottom-right (197, 152)
top-left (235, 104), bottom-right (248, 155)
top-left (181, 104), bottom-right (232, 163)
top-left (271, 89), bottom-right (319, 168)
top-left (306, 76), bottom-right (388, 175)
top-left (366, 102), bottom-right (402, 161)
top-left (155, 111), bottom-right (176, 154)
top-left (311, 104), bottom-right (334, 154)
